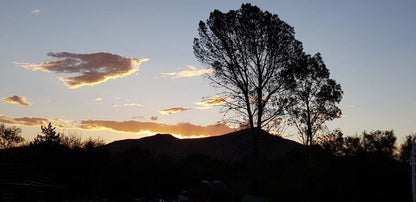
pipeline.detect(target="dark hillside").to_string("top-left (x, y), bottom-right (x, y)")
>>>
top-left (104, 128), bottom-right (303, 161)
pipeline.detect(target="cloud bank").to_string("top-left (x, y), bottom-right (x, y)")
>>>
top-left (0, 115), bottom-right (73, 128)
top-left (2, 95), bottom-right (31, 106)
top-left (15, 52), bottom-right (148, 88)
top-left (161, 65), bottom-right (212, 79)
top-left (79, 120), bottom-right (234, 137)
top-left (159, 107), bottom-right (190, 115)
top-left (0, 115), bottom-right (235, 138)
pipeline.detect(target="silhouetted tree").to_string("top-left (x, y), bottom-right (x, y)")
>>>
top-left (287, 53), bottom-right (343, 146)
top-left (342, 136), bottom-right (364, 156)
top-left (361, 130), bottom-right (396, 158)
top-left (318, 130), bottom-right (397, 158)
top-left (83, 137), bottom-right (105, 149)
top-left (60, 132), bottom-right (83, 149)
top-left (398, 133), bottom-right (416, 163)
top-left (193, 4), bottom-right (302, 129)
top-left (317, 128), bottom-right (344, 156)
top-left (33, 122), bottom-right (61, 146)
top-left (0, 124), bottom-right (24, 149)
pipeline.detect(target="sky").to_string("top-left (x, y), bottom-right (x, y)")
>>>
top-left (0, 0), bottom-right (415, 143)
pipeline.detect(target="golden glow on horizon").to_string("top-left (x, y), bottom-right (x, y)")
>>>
top-left (171, 134), bottom-right (209, 139)
top-left (1, 115), bottom-right (235, 141)
top-left (78, 125), bottom-right (208, 139)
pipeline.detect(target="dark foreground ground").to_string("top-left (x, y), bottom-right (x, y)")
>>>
top-left (0, 131), bottom-right (411, 202)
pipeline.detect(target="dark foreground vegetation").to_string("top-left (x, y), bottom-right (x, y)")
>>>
top-left (0, 125), bottom-right (413, 202)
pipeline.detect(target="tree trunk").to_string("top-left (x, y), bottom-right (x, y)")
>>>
top-left (244, 93), bottom-right (254, 129)
top-left (306, 100), bottom-right (312, 146)
top-left (256, 63), bottom-right (263, 129)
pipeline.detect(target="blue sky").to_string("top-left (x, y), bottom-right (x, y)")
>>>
top-left (0, 0), bottom-right (415, 143)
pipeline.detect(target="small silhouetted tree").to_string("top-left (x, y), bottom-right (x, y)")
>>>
top-left (287, 53), bottom-right (343, 146)
top-left (193, 4), bottom-right (302, 130)
top-left (398, 133), bottom-right (416, 163)
top-left (60, 132), bottom-right (83, 149)
top-left (83, 137), bottom-right (105, 149)
top-left (0, 124), bottom-right (25, 149)
top-left (33, 122), bottom-right (61, 146)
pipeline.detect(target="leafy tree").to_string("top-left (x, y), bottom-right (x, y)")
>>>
top-left (0, 124), bottom-right (25, 149)
top-left (342, 136), bottom-right (364, 156)
top-left (83, 137), bottom-right (105, 149)
top-left (398, 133), bottom-right (416, 163)
top-left (287, 53), bottom-right (343, 146)
top-left (60, 132), bottom-right (83, 149)
top-left (33, 122), bottom-right (61, 146)
top-left (317, 128), bottom-right (344, 156)
top-left (361, 130), bottom-right (396, 157)
top-left (193, 4), bottom-right (302, 129)
top-left (318, 130), bottom-right (397, 158)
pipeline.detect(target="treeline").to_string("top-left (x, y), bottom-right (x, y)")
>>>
top-left (0, 123), bottom-right (104, 150)
top-left (318, 129), bottom-right (415, 163)
top-left (2, 122), bottom-right (415, 163)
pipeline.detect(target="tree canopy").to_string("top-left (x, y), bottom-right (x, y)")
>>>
top-left (288, 53), bottom-right (343, 145)
top-left (0, 124), bottom-right (24, 149)
top-left (33, 122), bottom-right (61, 146)
top-left (193, 3), bottom-right (302, 130)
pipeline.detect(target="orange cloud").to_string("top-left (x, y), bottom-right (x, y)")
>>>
top-left (2, 95), bottom-right (31, 106)
top-left (79, 120), bottom-right (234, 137)
top-left (161, 65), bottom-right (213, 79)
top-left (195, 95), bottom-right (227, 108)
top-left (14, 52), bottom-right (148, 89)
top-left (0, 115), bottom-right (75, 128)
top-left (0, 114), bottom-right (235, 138)
top-left (159, 107), bottom-right (190, 115)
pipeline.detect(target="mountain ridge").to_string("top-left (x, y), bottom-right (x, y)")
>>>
top-left (104, 128), bottom-right (303, 161)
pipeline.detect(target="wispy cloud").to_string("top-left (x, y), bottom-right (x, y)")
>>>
top-left (31, 9), bottom-right (40, 15)
top-left (131, 116), bottom-right (145, 120)
top-left (195, 95), bottom-right (227, 108)
top-left (123, 103), bottom-right (143, 107)
top-left (14, 52), bottom-right (148, 89)
top-left (114, 103), bottom-right (143, 107)
top-left (159, 107), bottom-right (190, 115)
top-left (79, 120), bottom-right (234, 137)
top-left (161, 65), bottom-right (212, 79)
top-left (0, 114), bottom-right (75, 128)
top-left (2, 95), bottom-right (31, 106)
top-left (95, 97), bottom-right (103, 104)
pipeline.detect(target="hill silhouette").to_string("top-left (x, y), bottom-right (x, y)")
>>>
top-left (104, 128), bottom-right (302, 161)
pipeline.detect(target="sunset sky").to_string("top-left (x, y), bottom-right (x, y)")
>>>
top-left (1, 0), bottom-right (415, 143)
